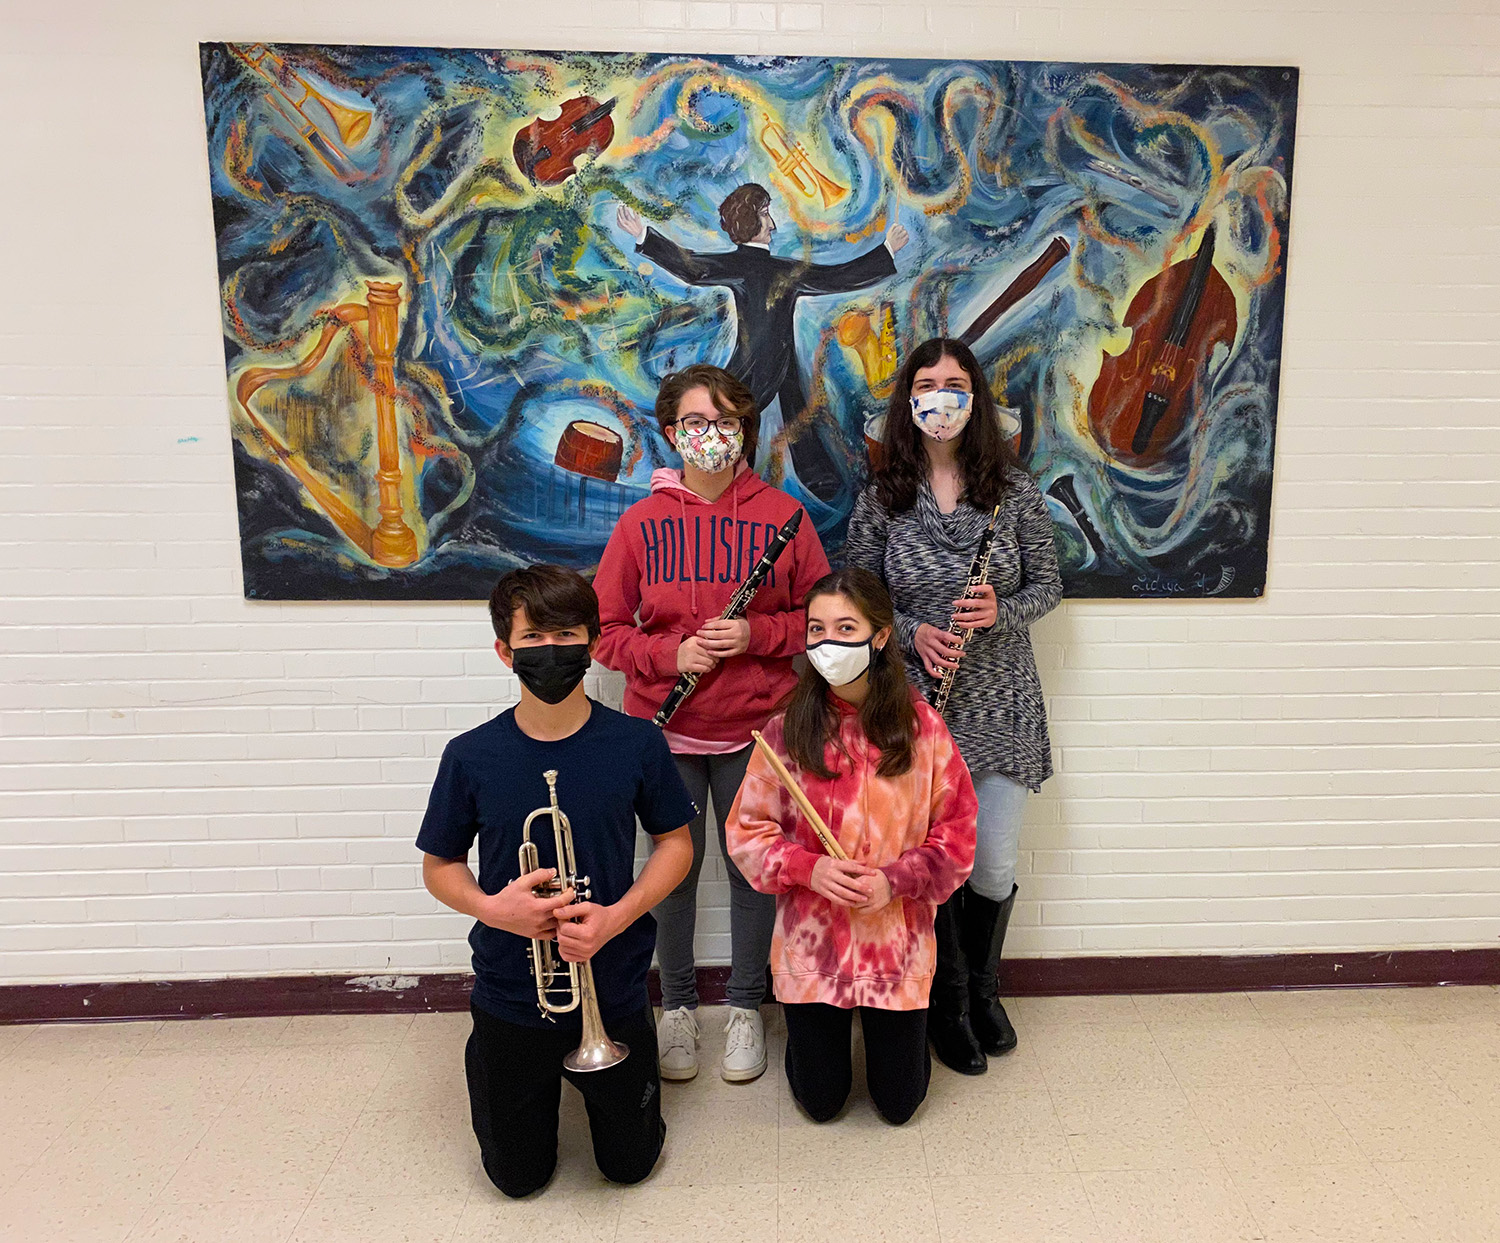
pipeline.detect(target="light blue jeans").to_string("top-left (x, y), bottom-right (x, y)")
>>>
top-left (970, 772), bottom-right (1028, 900)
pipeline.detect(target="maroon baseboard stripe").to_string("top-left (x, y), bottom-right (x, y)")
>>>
top-left (2, 951), bottom-right (1496, 1025)
top-left (996, 948), bottom-right (1500, 996)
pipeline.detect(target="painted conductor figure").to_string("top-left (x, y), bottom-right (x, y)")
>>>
top-left (618, 187), bottom-right (909, 504)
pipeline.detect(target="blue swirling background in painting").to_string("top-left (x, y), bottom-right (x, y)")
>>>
top-left (200, 44), bottom-right (1296, 600)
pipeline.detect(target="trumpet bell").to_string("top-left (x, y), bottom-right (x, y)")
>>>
top-left (308, 86), bottom-right (373, 146)
top-left (563, 1033), bottom-right (630, 1073)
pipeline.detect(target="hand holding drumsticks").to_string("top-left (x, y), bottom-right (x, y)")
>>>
top-left (750, 731), bottom-right (893, 913)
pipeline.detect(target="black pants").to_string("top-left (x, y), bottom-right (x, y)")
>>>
top-left (465, 1001), bottom-right (664, 1198)
top-left (783, 1002), bottom-right (931, 1125)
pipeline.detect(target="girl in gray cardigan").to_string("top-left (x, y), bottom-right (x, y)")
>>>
top-left (845, 336), bottom-right (1061, 1075)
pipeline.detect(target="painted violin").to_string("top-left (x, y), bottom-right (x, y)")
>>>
top-left (1087, 223), bottom-right (1238, 467)
top-left (512, 95), bottom-right (616, 187)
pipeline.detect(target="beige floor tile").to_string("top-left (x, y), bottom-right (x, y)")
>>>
top-left (923, 1043), bottom-right (1051, 1099)
top-left (9, 1020), bottom-right (163, 1058)
top-left (1011, 994), bottom-right (1144, 1028)
top-left (278, 1013), bottom-right (415, 1045)
top-left (1080, 1166), bottom-right (1260, 1243)
top-left (452, 1184), bottom-right (620, 1242)
top-left (365, 1041), bottom-right (471, 1111)
top-left (0, 1186), bottom-right (154, 1243)
top-left (778, 1177), bottom-right (939, 1243)
top-left (1276, 1018), bottom-right (1439, 1085)
top-left (780, 1101), bottom-right (927, 1181)
top-left (1378, 985), bottom-right (1500, 1027)
top-left (401, 1011), bottom-right (472, 1049)
top-left (1447, 1074), bottom-right (1500, 1139)
top-left (1131, 991), bottom-right (1264, 1024)
top-left (1402, 1019), bottom-right (1500, 1084)
top-left (919, 1088), bottom-right (1075, 1176)
top-left (0, 1023), bottom-right (35, 1060)
top-left (1378, 1156), bottom-right (1500, 1243)
top-left (1187, 1084), bottom-right (1364, 1168)
top-left (1149, 1019), bottom-right (1305, 1087)
top-left (317, 1108), bottom-right (477, 1199)
top-left (23, 1108), bottom-right (218, 1205)
top-left (1036, 1021), bottom-right (1177, 1090)
top-left (652, 1093), bottom-right (778, 1185)
top-left (0, 1111), bottom-right (70, 1194)
top-left (616, 1182), bottom-right (777, 1243)
top-left (234, 1041), bottom-right (398, 1119)
top-left (0, 1052), bottom-right (137, 1126)
top-left (1316, 1079), bottom-right (1497, 1164)
top-left (1251, 989), bottom-right (1396, 1023)
top-left (1053, 1086), bottom-right (1221, 1172)
top-left (930, 1172), bottom-right (1102, 1242)
top-left (1229, 1161), bottom-right (1424, 1243)
top-left (161, 1100), bottom-right (354, 1203)
top-left (289, 1192), bottom-right (468, 1243)
top-left (144, 1016), bottom-right (293, 1051)
top-left (124, 1198), bottom-right (305, 1243)
top-left (91, 1048), bottom-right (270, 1117)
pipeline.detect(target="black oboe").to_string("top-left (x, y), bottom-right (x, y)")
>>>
top-left (653, 508), bottom-right (804, 728)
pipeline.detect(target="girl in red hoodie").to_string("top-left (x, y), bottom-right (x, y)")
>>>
top-left (594, 364), bottom-right (830, 1084)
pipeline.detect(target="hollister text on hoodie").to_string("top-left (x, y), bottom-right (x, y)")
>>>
top-left (594, 465), bottom-right (832, 746)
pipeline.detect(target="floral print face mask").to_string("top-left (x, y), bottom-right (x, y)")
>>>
top-left (674, 422), bottom-right (744, 474)
top-left (910, 388), bottom-right (974, 442)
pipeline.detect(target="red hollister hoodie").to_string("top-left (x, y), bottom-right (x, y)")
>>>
top-left (594, 466), bottom-right (832, 745)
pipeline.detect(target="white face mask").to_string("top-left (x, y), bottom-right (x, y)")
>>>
top-left (910, 388), bottom-right (974, 442)
top-left (806, 638), bottom-right (875, 687)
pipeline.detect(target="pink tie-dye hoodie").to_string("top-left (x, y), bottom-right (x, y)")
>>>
top-left (725, 694), bottom-right (977, 1011)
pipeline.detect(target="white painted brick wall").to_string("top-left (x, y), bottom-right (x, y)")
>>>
top-left (2, 0), bottom-right (1497, 983)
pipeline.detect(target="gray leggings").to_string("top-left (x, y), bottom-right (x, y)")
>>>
top-left (654, 745), bottom-right (774, 1012)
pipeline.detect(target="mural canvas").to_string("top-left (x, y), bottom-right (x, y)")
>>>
top-left (199, 43), bottom-right (1297, 599)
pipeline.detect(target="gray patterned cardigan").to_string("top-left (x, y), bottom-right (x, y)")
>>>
top-left (844, 468), bottom-right (1062, 790)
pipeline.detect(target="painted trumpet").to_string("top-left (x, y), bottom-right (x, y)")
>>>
top-left (520, 769), bottom-right (629, 1073)
top-left (760, 113), bottom-right (848, 209)
top-left (230, 43), bottom-right (374, 180)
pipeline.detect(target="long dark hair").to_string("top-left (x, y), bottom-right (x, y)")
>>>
top-left (873, 337), bottom-right (1017, 514)
top-left (782, 568), bottom-right (917, 780)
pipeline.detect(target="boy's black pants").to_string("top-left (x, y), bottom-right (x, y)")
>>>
top-left (465, 1000), bottom-right (664, 1197)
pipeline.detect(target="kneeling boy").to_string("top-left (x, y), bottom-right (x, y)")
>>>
top-left (418, 565), bottom-right (695, 1197)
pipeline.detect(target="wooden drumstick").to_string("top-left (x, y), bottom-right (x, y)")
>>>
top-left (750, 731), bottom-right (849, 861)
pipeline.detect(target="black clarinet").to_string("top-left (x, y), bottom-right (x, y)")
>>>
top-left (652, 508), bottom-right (804, 728)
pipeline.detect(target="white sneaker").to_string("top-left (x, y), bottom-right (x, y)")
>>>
top-left (657, 1007), bottom-right (699, 1081)
top-left (721, 1006), bottom-right (768, 1083)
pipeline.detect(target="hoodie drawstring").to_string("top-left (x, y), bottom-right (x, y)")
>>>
top-left (680, 490), bottom-right (698, 616)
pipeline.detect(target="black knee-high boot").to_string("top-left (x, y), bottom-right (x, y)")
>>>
top-left (929, 889), bottom-right (986, 1075)
top-left (964, 883), bottom-right (1018, 1056)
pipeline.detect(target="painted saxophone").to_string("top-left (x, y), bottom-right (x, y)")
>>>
top-left (931, 504), bottom-right (1002, 716)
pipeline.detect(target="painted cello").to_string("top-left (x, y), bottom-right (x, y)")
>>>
top-left (1087, 223), bottom-right (1237, 467)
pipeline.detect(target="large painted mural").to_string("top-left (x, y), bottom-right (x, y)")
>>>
top-left (200, 43), bottom-right (1297, 599)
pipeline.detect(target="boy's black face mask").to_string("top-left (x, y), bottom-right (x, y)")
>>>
top-left (510, 642), bottom-right (591, 704)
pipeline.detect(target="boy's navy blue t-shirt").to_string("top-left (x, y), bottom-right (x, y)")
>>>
top-left (416, 701), bottom-right (697, 1028)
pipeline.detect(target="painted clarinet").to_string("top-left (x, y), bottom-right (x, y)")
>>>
top-left (931, 504), bottom-right (1002, 716)
top-left (652, 508), bottom-right (804, 728)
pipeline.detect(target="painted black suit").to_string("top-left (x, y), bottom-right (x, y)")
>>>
top-left (637, 228), bottom-right (897, 501)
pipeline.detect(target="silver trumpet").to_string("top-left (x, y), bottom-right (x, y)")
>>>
top-left (520, 769), bottom-right (629, 1072)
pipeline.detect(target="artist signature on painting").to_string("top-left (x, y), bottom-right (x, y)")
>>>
top-left (1131, 566), bottom-right (1237, 597)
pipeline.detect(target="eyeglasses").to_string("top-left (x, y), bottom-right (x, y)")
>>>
top-left (677, 415), bottom-right (744, 436)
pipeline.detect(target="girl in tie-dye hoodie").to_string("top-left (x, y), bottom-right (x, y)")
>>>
top-left (726, 568), bottom-right (976, 1125)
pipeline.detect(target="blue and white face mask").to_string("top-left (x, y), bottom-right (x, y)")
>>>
top-left (910, 388), bottom-right (974, 442)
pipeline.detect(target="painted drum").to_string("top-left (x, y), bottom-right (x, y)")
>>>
top-left (554, 420), bottom-right (624, 482)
